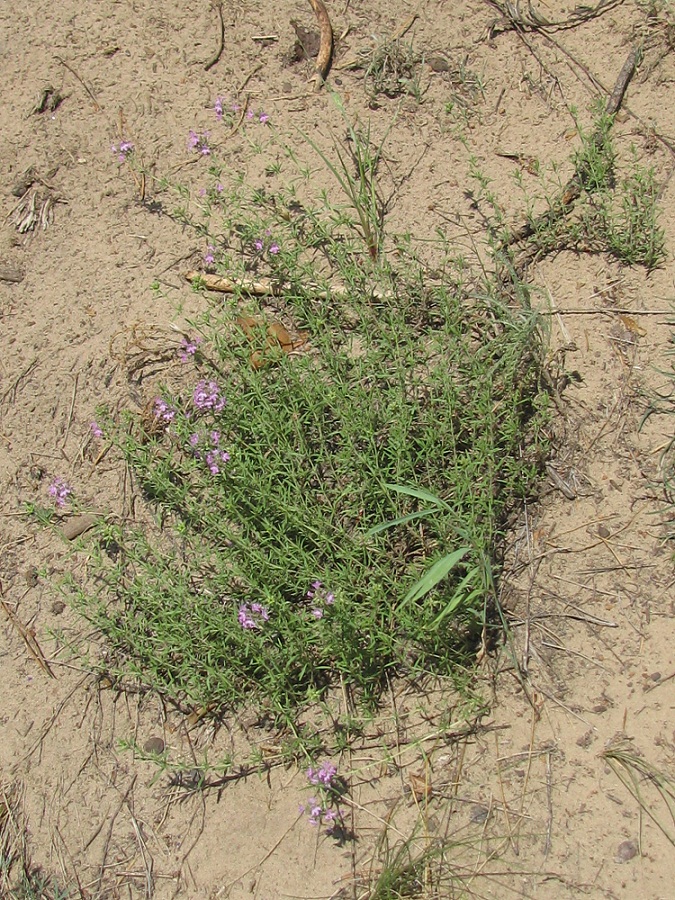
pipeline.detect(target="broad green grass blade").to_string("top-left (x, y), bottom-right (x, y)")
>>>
top-left (402, 547), bottom-right (471, 606)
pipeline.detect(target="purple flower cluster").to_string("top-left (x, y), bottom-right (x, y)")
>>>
top-left (90, 421), bottom-right (103, 439)
top-left (253, 234), bottom-right (280, 256)
top-left (301, 759), bottom-right (341, 829)
top-left (153, 398), bottom-right (177, 423)
top-left (238, 602), bottom-right (270, 630)
top-left (193, 380), bottom-right (226, 413)
top-left (112, 140), bottom-right (134, 163)
top-left (307, 761), bottom-right (337, 789)
top-left (189, 430), bottom-right (230, 474)
top-left (49, 477), bottom-right (72, 508)
top-left (300, 798), bottom-right (339, 827)
top-left (306, 581), bottom-right (335, 620)
top-left (178, 335), bottom-right (202, 362)
top-left (188, 130), bottom-right (211, 156)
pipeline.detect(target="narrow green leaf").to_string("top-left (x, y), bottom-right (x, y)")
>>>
top-left (365, 508), bottom-right (436, 537)
top-left (430, 567), bottom-right (482, 629)
top-left (384, 483), bottom-right (451, 509)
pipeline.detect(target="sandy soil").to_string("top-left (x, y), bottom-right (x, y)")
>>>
top-left (1, 1), bottom-right (674, 897)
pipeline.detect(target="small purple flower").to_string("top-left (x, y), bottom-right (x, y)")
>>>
top-left (188, 130), bottom-right (210, 155)
top-left (246, 109), bottom-right (254, 120)
top-left (253, 238), bottom-right (264, 252)
top-left (189, 433), bottom-right (200, 447)
top-left (112, 140), bottom-right (134, 163)
top-left (204, 245), bottom-right (216, 266)
top-left (269, 243), bottom-right (280, 255)
top-left (179, 335), bottom-right (202, 362)
top-left (216, 183), bottom-right (224, 193)
top-left (238, 602), bottom-right (269, 630)
top-left (300, 797), bottom-right (340, 828)
top-left (214, 97), bottom-right (224, 120)
top-left (192, 380), bottom-right (226, 412)
top-left (204, 448), bottom-right (230, 474)
top-left (251, 602), bottom-right (269, 621)
top-left (153, 398), bottom-right (176, 423)
top-left (300, 798), bottom-right (324, 825)
top-left (90, 421), bottom-right (103, 439)
top-left (48, 477), bottom-right (72, 508)
top-left (307, 761), bottom-right (337, 789)
top-left (259, 112), bottom-right (269, 124)
top-left (306, 581), bottom-right (335, 615)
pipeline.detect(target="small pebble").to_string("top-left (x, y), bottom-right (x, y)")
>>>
top-left (650, 672), bottom-right (661, 682)
top-left (616, 839), bottom-right (638, 862)
top-left (51, 600), bottom-right (65, 615)
top-left (25, 566), bottom-right (39, 587)
top-left (427, 56), bottom-right (450, 72)
top-left (598, 523), bottom-right (611, 538)
top-left (143, 736), bottom-right (165, 754)
top-left (469, 803), bottom-right (489, 824)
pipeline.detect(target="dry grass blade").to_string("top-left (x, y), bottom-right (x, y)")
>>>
top-left (0, 781), bottom-right (25, 895)
top-left (602, 743), bottom-right (675, 846)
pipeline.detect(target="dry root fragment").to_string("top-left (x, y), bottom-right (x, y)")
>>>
top-left (308, 0), bottom-right (333, 89)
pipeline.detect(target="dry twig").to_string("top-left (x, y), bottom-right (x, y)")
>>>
top-left (204, 0), bottom-right (225, 70)
top-left (0, 593), bottom-right (55, 679)
top-left (183, 269), bottom-right (389, 300)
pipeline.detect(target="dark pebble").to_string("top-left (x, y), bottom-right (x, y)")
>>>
top-left (143, 736), bottom-right (165, 754)
top-left (51, 600), bottom-right (65, 615)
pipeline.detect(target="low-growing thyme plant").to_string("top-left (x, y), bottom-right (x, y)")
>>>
top-left (513, 105), bottom-right (666, 269)
top-left (64, 103), bottom-right (551, 725)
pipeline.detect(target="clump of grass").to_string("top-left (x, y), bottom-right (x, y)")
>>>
top-left (645, 309), bottom-right (675, 546)
top-left (62, 114), bottom-right (550, 726)
top-left (602, 741), bottom-right (675, 847)
top-left (365, 38), bottom-right (422, 101)
top-left (442, 59), bottom-right (487, 129)
top-left (517, 107), bottom-right (666, 269)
